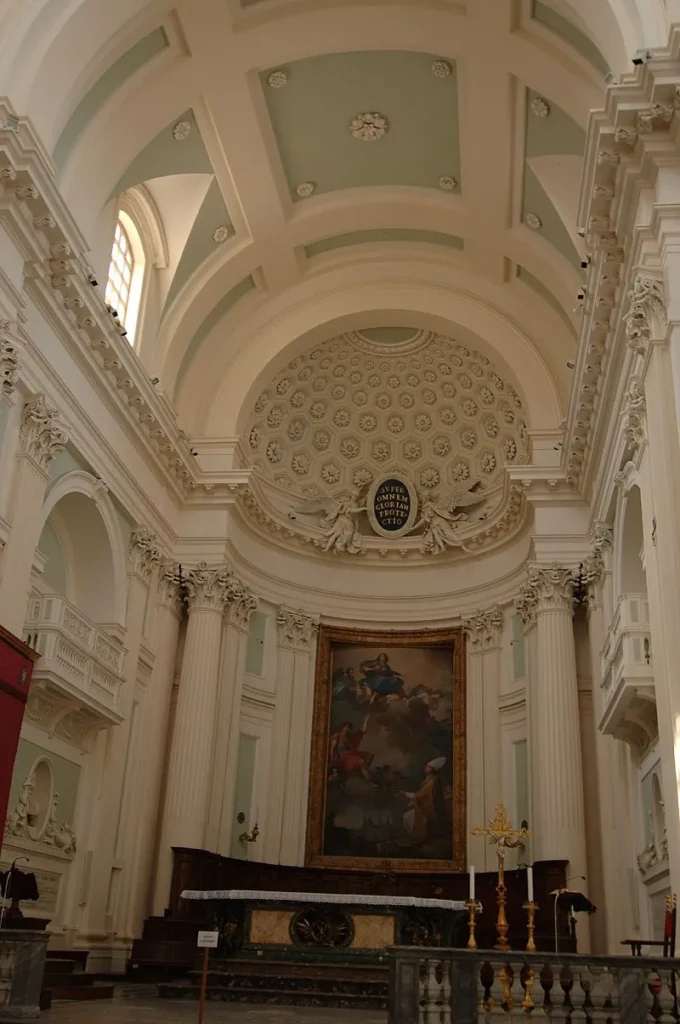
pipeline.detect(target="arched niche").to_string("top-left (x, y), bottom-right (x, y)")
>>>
top-left (615, 483), bottom-right (647, 597)
top-left (38, 471), bottom-right (127, 626)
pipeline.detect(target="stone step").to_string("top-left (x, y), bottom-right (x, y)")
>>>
top-left (42, 958), bottom-right (78, 975)
top-left (46, 949), bottom-right (90, 971)
top-left (190, 973), bottom-right (388, 995)
top-left (43, 972), bottom-right (95, 988)
top-left (206, 958), bottom-right (388, 982)
top-left (46, 984), bottom-right (115, 1002)
top-left (159, 982), bottom-right (388, 1010)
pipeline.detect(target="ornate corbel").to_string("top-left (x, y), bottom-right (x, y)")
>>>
top-left (0, 319), bottom-right (19, 395)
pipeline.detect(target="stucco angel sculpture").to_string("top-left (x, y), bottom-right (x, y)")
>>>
top-left (290, 488), bottom-right (367, 554)
top-left (412, 483), bottom-right (487, 555)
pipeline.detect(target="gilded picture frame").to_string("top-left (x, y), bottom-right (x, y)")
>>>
top-left (305, 624), bottom-right (466, 872)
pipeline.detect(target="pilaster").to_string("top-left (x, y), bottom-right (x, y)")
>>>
top-left (265, 608), bottom-right (318, 866)
top-left (462, 606), bottom-right (503, 871)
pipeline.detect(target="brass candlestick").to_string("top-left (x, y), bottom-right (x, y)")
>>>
top-left (495, 859), bottom-right (509, 950)
top-left (523, 900), bottom-right (538, 952)
top-left (464, 899), bottom-right (481, 948)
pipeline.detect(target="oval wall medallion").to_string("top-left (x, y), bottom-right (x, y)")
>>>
top-left (367, 474), bottom-right (418, 539)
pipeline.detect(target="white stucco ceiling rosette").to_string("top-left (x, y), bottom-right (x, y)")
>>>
top-left (238, 329), bottom-right (530, 562)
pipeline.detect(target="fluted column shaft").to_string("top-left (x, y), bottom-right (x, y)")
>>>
top-left (525, 566), bottom-right (586, 876)
top-left (463, 608), bottom-right (503, 871)
top-left (0, 395), bottom-right (67, 634)
top-left (155, 564), bottom-right (231, 905)
top-left (264, 609), bottom-right (318, 866)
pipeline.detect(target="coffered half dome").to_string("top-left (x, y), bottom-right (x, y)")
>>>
top-left (244, 328), bottom-right (529, 500)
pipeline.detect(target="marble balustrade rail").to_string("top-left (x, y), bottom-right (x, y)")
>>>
top-left (388, 948), bottom-right (680, 1024)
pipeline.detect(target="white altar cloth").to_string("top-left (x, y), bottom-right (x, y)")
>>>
top-left (180, 889), bottom-right (466, 911)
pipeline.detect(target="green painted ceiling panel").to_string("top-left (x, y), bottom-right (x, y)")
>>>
top-left (54, 28), bottom-right (168, 169)
top-left (261, 51), bottom-right (460, 199)
top-left (516, 265), bottom-right (576, 335)
top-left (174, 275), bottom-right (257, 395)
top-left (305, 227), bottom-right (464, 258)
top-left (533, 1), bottom-right (609, 75)
top-left (164, 179), bottom-right (234, 309)
top-left (525, 89), bottom-right (585, 158)
top-left (113, 109), bottom-right (213, 196)
top-left (522, 164), bottom-right (581, 268)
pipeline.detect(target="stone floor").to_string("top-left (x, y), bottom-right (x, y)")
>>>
top-left (41, 988), bottom-right (387, 1023)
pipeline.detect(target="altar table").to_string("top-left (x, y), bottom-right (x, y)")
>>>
top-left (180, 889), bottom-right (468, 957)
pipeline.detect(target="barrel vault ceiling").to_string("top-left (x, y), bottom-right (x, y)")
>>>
top-left (39, 0), bottom-right (610, 403)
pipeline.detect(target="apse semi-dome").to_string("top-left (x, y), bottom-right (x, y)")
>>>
top-left (244, 329), bottom-right (528, 497)
top-left (239, 329), bottom-right (530, 562)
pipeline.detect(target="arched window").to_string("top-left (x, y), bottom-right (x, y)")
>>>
top-left (105, 209), bottom-right (146, 344)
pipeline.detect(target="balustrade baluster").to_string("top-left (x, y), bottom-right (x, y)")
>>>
top-left (439, 957), bottom-right (452, 1024)
top-left (480, 959), bottom-right (496, 1020)
top-left (656, 968), bottom-right (678, 1024)
top-left (647, 969), bottom-right (664, 1022)
top-left (587, 966), bottom-right (616, 1024)
top-left (419, 958), bottom-right (441, 1024)
top-left (559, 964), bottom-right (575, 1022)
top-left (540, 962), bottom-right (556, 1019)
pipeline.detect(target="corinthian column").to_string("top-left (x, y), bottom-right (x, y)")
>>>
top-left (518, 564), bottom-right (586, 878)
top-left (263, 609), bottom-right (318, 866)
top-left (155, 562), bottom-right (232, 907)
top-left (463, 607), bottom-right (504, 871)
top-left (0, 394), bottom-right (67, 634)
top-left (205, 581), bottom-right (258, 855)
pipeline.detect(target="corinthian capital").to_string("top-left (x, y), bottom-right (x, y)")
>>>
top-left (0, 319), bottom-right (19, 395)
top-left (462, 606), bottom-right (504, 653)
top-left (277, 607), bottom-right (319, 652)
top-left (183, 562), bottom-right (233, 612)
top-left (19, 394), bottom-right (68, 471)
top-left (129, 527), bottom-right (163, 583)
top-left (624, 274), bottom-right (667, 355)
top-left (524, 563), bottom-right (575, 612)
top-left (224, 578), bottom-right (258, 630)
top-left (157, 563), bottom-right (184, 615)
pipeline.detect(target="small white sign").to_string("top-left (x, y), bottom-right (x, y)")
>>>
top-left (197, 930), bottom-right (219, 948)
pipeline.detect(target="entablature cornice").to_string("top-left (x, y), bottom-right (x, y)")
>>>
top-left (0, 103), bottom-right (200, 501)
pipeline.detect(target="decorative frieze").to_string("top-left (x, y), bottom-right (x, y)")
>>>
top-left (129, 526), bottom-right (163, 583)
top-left (624, 275), bottom-right (667, 356)
top-left (462, 606), bottom-right (504, 653)
top-left (19, 394), bottom-right (67, 471)
top-left (0, 318), bottom-right (19, 394)
top-left (277, 607), bottom-right (319, 652)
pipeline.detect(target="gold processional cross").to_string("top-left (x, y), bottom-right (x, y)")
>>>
top-left (471, 803), bottom-right (532, 950)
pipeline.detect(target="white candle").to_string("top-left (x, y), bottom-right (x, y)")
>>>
top-left (527, 866), bottom-right (534, 903)
top-left (469, 866), bottom-right (475, 901)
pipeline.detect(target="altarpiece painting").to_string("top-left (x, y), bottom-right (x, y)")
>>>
top-left (305, 625), bottom-right (466, 872)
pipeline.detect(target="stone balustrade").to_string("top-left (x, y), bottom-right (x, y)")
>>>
top-left (23, 593), bottom-right (125, 720)
top-left (388, 948), bottom-right (680, 1024)
top-left (599, 593), bottom-right (656, 754)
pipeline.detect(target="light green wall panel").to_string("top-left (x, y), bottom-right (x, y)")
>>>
top-left (262, 51), bottom-right (460, 199)
top-left (525, 89), bottom-right (585, 159)
top-left (533, 1), bottom-right (609, 76)
top-left (38, 521), bottom-right (67, 595)
top-left (522, 165), bottom-right (581, 269)
top-left (49, 445), bottom-right (94, 482)
top-left (9, 739), bottom-right (81, 832)
top-left (245, 612), bottom-right (267, 677)
top-left (113, 109), bottom-right (213, 196)
top-left (230, 735), bottom-right (257, 858)
top-left (511, 614), bottom-right (526, 680)
top-left (174, 275), bottom-right (257, 396)
top-left (54, 28), bottom-right (169, 169)
top-left (164, 179), bottom-right (233, 309)
top-left (517, 266), bottom-right (576, 335)
top-left (305, 228), bottom-right (464, 258)
top-left (514, 740), bottom-right (529, 828)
